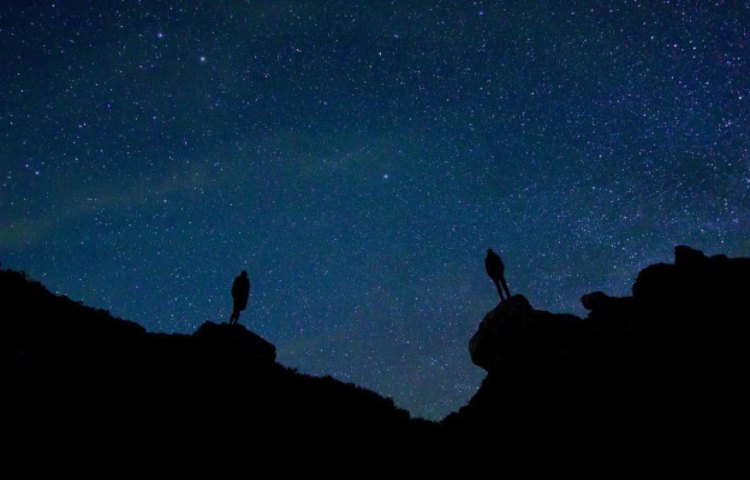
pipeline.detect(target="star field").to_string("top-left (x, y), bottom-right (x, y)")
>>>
top-left (1, 1), bottom-right (748, 419)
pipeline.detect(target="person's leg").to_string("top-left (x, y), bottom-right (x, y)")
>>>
top-left (495, 279), bottom-right (506, 302)
top-left (500, 276), bottom-right (511, 299)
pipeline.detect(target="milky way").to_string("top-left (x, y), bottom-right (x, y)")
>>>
top-left (2, 1), bottom-right (748, 419)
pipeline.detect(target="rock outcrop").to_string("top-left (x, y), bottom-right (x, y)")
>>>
top-left (448, 246), bottom-right (749, 475)
top-left (468, 295), bottom-right (581, 371)
top-left (194, 321), bottom-right (277, 364)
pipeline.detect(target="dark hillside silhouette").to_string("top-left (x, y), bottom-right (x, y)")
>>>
top-left (3, 245), bottom-right (747, 474)
top-left (447, 246), bottom-right (748, 475)
top-left (2, 268), bottom-right (435, 467)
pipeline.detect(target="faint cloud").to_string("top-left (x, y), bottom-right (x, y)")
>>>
top-left (0, 162), bottom-right (233, 249)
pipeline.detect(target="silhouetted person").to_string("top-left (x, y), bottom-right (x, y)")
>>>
top-left (229, 270), bottom-right (251, 325)
top-left (485, 248), bottom-right (511, 302)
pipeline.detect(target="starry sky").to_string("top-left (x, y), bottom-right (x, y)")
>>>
top-left (1, 1), bottom-right (748, 419)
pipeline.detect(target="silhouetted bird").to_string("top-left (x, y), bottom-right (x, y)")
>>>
top-left (485, 248), bottom-right (511, 302)
top-left (229, 270), bottom-right (251, 325)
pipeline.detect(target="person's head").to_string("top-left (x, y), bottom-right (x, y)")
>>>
top-left (487, 248), bottom-right (494, 254)
top-left (241, 270), bottom-right (247, 277)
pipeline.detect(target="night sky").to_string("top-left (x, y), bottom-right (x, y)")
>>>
top-left (1, 1), bottom-right (748, 419)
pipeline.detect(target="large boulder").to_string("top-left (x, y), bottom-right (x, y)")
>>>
top-left (193, 321), bottom-right (276, 364)
top-left (468, 295), bottom-right (581, 372)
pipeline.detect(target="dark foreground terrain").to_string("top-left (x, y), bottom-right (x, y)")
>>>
top-left (4, 246), bottom-right (746, 474)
